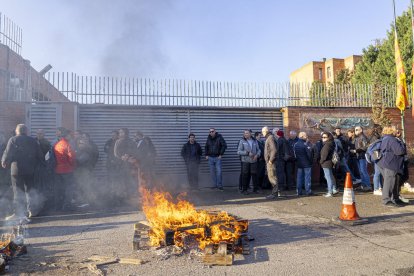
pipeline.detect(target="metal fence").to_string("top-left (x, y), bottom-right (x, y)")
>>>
top-left (289, 82), bottom-right (412, 108)
top-left (44, 72), bottom-right (289, 107)
top-left (39, 72), bottom-right (413, 108)
top-left (0, 13), bottom-right (22, 55)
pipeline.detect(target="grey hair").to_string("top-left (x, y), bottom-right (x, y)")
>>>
top-left (272, 127), bottom-right (279, 134)
top-left (15, 124), bottom-right (28, 135)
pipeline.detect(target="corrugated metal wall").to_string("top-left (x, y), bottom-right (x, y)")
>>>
top-left (78, 105), bottom-right (283, 184)
top-left (26, 103), bottom-right (61, 140)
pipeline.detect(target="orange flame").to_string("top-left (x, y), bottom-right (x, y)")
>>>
top-left (140, 188), bottom-right (247, 249)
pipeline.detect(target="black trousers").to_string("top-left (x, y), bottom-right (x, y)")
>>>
top-left (241, 162), bottom-right (258, 192)
top-left (186, 161), bottom-right (200, 188)
top-left (285, 161), bottom-right (296, 189)
top-left (54, 173), bottom-right (75, 210)
top-left (11, 174), bottom-right (34, 217)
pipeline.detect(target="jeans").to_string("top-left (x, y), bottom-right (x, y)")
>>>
top-left (339, 157), bottom-right (356, 181)
top-left (322, 168), bottom-right (337, 194)
top-left (54, 173), bottom-right (75, 210)
top-left (208, 157), bottom-right (222, 188)
top-left (373, 163), bottom-right (383, 191)
top-left (357, 159), bottom-right (371, 188)
top-left (297, 167), bottom-right (312, 195)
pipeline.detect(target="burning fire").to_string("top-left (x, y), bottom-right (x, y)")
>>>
top-left (140, 188), bottom-right (247, 249)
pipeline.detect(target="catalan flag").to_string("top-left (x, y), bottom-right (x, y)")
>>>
top-left (394, 32), bottom-right (409, 111)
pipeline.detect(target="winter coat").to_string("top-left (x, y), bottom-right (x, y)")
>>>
top-left (287, 137), bottom-right (299, 162)
top-left (276, 136), bottom-right (290, 161)
top-left (104, 138), bottom-right (120, 168)
top-left (136, 136), bottom-right (157, 163)
top-left (237, 138), bottom-right (261, 163)
top-left (355, 133), bottom-right (369, 159)
top-left (53, 138), bottom-right (76, 174)
top-left (319, 140), bottom-right (335, 168)
top-left (313, 140), bottom-right (323, 162)
top-left (377, 134), bottom-right (406, 174)
top-left (114, 137), bottom-right (138, 159)
top-left (264, 133), bottom-right (277, 163)
top-left (257, 139), bottom-right (265, 162)
top-left (1, 134), bottom-right (44, 176)
top-left (293, 139), bottom-right (313, 168)
top-left (36, 137), bottom-right (51, 157)
top-left (205, 133), bottom-right (227, 157)
top-left (181, 142), bottom-right (202, 163)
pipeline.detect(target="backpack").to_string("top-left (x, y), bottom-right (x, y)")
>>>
top-left (365, 139), bottom-right (383, 164)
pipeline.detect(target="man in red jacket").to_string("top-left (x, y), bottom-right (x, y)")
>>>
top-left (53, 128), bottom-right (76, 211)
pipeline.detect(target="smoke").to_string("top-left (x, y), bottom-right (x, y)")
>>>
top-left (65, 0), bottom-right (173, 77)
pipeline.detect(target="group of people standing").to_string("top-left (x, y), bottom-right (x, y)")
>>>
top-left (180, 124), bottom-right (410, 209)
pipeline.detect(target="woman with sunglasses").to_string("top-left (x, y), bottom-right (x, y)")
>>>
top-left (320, 132), bottom-right (339, 197)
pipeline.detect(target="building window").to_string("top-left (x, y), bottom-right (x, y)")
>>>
top-left (318, 68), bottom-right (323, 80)
top-left (327, 66), bottom-right (331, 78)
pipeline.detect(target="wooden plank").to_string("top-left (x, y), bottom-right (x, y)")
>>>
top-left (202, 254), bottom-right (233, 266)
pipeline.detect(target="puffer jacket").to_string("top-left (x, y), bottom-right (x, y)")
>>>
top-left (54, 138), bottom-right (76, 174)
top-left (320, 140), bottom-right (335, 168)
top-left (205, 133), bottom-right (227, 157)
top-left (237, 138), bottom-right (261, 163)
top-left (264, 133), bottom-right (277, 163)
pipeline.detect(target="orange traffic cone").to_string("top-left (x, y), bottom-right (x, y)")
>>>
top-left (339, 172), bottom-right (360, 221)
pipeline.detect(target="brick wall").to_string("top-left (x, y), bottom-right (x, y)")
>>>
top-left (0, 101), bottom-right (26, 137)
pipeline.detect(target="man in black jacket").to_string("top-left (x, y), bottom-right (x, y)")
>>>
top-left (1, 124), bottom-right (44, 220)
top-left (354, 126), bottom-right (371, 191)
top-left (205, 128), bottom-right (227, 190)
top-left (181, 133), bottom-right (202, 190)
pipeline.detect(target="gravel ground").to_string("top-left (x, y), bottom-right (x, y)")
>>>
top-left (1, 187), bottom-right (414, 276)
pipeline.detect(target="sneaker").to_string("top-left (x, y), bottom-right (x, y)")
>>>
top-left (265, 194), bottom-right (278, 200)
top-left (242, 191), bottom-right (249, 195)
top-left (332, 189), bottom-right (339, 195)
top-left (394, 199), bottom-right (408, 206)
top-left (361, 186), bottom-right (372, 192)
top-left (373, 190), bottom-right (382, 196)
top-left (353, 179), bottom-right (362, 185)
top-left (399, 195), bottom-right (409, 203)
top-left (383, 201), bottom-right (402, 208)
top-left (324, 193), bottom-right (333, 198)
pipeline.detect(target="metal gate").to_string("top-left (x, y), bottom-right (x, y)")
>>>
top-left (26, 103), bottom-right (61, 140)
top-left (79, 105), bottom-right (283, 186)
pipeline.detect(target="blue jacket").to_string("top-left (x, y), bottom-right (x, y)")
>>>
top-left (293, 139), bottom-right (313, 168)
top-left (377, 134), bottom-right (406, 174)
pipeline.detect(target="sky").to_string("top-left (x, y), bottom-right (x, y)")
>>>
top-left (0, 0), bottom-right (411, 82)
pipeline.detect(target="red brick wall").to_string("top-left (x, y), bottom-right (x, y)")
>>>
top-left (0, 101), bottom-right (26, 137)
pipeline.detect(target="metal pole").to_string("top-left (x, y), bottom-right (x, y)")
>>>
top-left (393, 0), bottom-right (406, 140)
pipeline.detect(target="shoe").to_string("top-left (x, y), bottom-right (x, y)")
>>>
top-left (394, 199), bottom-right (408, 206)
top-left (353, 179), bottom-right (362, 185)
top-left (242, 191), bottom-right (249, 195)
top-left (332, 189), bottom-right (339, 195)
top-left (265, 194), bottom-right (278, 200)
top-left (324, 193), bottom-right (333, 198)
top-left (252, 190), bottom-right (261, 194)
top-left (373, 190), bottom-right (382, 196)
top-left (218, 187), bottom-right (224, 191)
top-left (383, 201), bottom-right (402, 208)
top-left (399, 196), bottom-right (409, 203)
top-left (361, 186), bottom-right (372, 192)
top-left (306, 192), bottom-right (315, 196)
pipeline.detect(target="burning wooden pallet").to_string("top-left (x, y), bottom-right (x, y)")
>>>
top-left (132, 213), bottom-right (250, 266)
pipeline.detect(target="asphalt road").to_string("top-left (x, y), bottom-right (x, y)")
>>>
top-left (1, 187), bottom-right (414, 276)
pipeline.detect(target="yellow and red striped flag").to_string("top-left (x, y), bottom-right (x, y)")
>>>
top-left (394, 32), bottom-right (409, 111)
